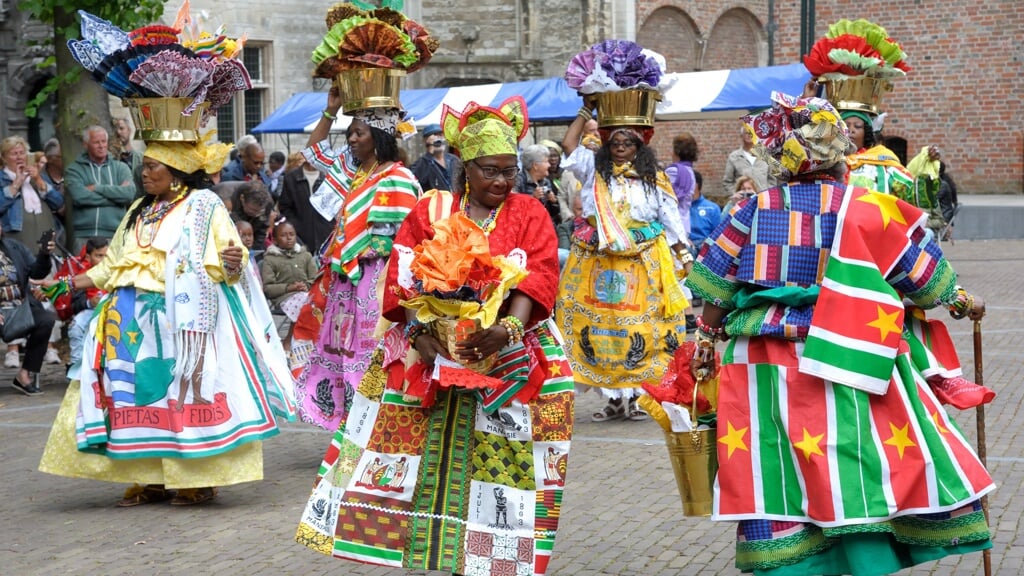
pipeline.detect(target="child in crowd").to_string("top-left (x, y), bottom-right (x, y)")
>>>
top-left (234, 220), bottom-right (262, 302)
top-left (64, 237), bottom-right (109, 378)
top-left (260, 220), bottom-right (317, 342)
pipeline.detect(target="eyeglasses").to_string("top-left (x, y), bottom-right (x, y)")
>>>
top-left (428, 140), bottom-right (446, 148)
top-left (608, 140), bottom-right (637, 150)
top-left (471, 161), bottom-right (519, 181)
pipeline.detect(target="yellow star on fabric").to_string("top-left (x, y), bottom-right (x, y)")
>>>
top-left (377, 193), bottom-right (390, 205)
top-left (867, 305), bottom-right (901, 342)
top-left (931, 412), bottom-right (950, 434)
top-left (718, 421), bottom-right (749, 458)
top-left (856, 191), bottom-right (907, 230)
top-left (125, 331), bottom-right (140, 345)
top-left (793, 427), bottom-right (825, 462)
top-left (548, 363), bottom-right (562, 376)
top-left (883, 422), bottom-right (917, 459)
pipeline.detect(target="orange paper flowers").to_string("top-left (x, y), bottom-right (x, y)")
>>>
top-left (409, 212), bottom-right (502, 297)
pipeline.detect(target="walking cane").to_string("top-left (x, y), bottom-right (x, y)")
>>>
top-left (974, 319), bottom-right (992, 576)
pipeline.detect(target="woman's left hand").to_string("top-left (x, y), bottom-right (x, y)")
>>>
top-left (455, 325), bottom-right (509, 362)
top-left (221, 240), bottom-right (243, 274)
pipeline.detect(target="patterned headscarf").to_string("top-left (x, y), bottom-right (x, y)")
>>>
top-left (145, 137), bottom-right (233, 176)
top-left (348, 108), bottom-right (401, 135)
top-left (744, 91), bottom-right (854, 181)
top-left (441, 96), bottom-right (529, 161)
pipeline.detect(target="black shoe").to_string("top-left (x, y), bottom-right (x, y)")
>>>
top-left (11, 376), bottom-right (42, 396)
top-left (685, 315), bottom-right (698, 334)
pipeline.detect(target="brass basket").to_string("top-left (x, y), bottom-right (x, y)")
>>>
top-left (664, 428), bottom-right (718, 517)
top-left (124, 97), bottom-right (208, 143)
top-left (586, 88), bottom-right (661, 128)
top-left (334, 68), bottom-right (406, 113)
top-left (431, 317), bottom-right (496, 374)
top-left (821, 75), bottom-right (894, 115)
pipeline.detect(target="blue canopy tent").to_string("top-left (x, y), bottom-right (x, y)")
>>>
top-left (251, 63), bottom-right (811, 134)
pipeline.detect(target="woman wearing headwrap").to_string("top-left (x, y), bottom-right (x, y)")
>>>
top-left (291, 87), bottom-right (421, 431)
top-left (557, 100), bottom-right (691, 423)
top-left (38, 137), bottom-right (295, 507)
top-left (687, 92), bottom-right (993, 574)
top-left (296, 97), bottom-right (573, 576)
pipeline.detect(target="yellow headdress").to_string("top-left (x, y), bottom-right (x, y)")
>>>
top-left (144, 132), bottom-right (232, 175)
top-left (440, 96), bottom-right (528, 162)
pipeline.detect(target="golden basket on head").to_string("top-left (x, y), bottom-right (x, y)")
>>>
top-left (586, 88), bottom-right (661, 128)
top-left (430, 316), bottom-right (496, 374)
top-left (124, 97), bottom-right (208, 143)
top-left (821, 75), bottom-right (894, 116)
top-left (334, 68), bottom-right (406, 113)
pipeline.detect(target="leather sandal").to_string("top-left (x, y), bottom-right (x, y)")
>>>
top-left (591, 400), bottom-right (626, 422)
top-left (117, 484), bottom-right (175, 507)
top-left (627, 399), bottom-right (650, 422)
top-left (170, 487), bottom-right (218, 506)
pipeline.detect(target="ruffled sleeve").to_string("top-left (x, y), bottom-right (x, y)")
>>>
top-left (561, 146), bottom-right (596, 219)
top-left (382, 199), bottom-right (433, 322)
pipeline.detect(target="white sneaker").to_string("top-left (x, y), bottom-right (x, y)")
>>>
top-left (4, 350), bottom-right (19, 368)
top-left (44, 348), bottom-right (62, 365)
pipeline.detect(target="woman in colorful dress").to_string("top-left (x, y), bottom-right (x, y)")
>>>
top-left (557, 100), bottom-right (691, 423)
top-left (38, 137), bottom-right (295, 506)
top-left (687, 92), bottom-right (993, 574)
top-left (296, 97), bottom-right (574, 576)
top-left (291, 86), bottom-right (420, 430)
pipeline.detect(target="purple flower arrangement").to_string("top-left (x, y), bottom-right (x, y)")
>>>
top-left (565, 40), bottom-right (665, 94)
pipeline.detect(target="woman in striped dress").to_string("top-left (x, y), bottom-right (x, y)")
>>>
top-left (686, 92), bottom-right (992, 574)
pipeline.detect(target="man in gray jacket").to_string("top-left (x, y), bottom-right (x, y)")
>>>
top-left (721, 125), bottom-right (773, 195)
top-left (64, 126), bottom-right (136, 250)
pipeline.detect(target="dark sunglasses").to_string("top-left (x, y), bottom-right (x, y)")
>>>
top-left (428, 140), bottom-right (447, 148)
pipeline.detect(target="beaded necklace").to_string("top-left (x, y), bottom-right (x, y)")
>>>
top-left (460, 191), bottom-right (503, 235)
top-left (348, 160), bottom-right (380, 192)
top-left (136, 190), bottom-right (187, 248)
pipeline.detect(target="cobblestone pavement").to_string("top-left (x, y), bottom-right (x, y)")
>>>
top-left (2, 239), bottom-right (1022, 576)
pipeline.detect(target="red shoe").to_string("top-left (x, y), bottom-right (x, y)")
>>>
top-left (928, 376), bottom-right (995, 410)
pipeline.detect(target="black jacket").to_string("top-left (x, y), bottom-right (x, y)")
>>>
top-left (410, 152), bottom-right (461, 192)
top-left (0, 236), bottom-right (53, 310)
top-left (279, 167), bottom-right (335, 254)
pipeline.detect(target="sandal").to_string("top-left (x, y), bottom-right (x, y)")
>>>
top-left (170, 487), bottom-right (218, 506)
top-left (627, 399), bottom-right (650, 422)
top-left (117, 484), bottom-right (175, 507)
top-left (591, 400), bottom-right (626, 422)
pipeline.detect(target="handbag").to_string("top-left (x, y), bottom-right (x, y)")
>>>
top-left (1, 300), bottom-right (34, 343)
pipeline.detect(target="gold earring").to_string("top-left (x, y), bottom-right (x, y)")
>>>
top-left (170, 180), bottom-right (184, 194)
top-left (465, 180), bottom-right (471, 195)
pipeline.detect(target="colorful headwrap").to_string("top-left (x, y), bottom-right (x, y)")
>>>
top-left (349, 107), bottom-right (401, 135)
top-left (441, 96), bottom-right (529, 162)
top-left (598, 126), bottom-right (653, 146)
top-left (840, 110), bottom-right (874, 130)
top-left (744, 91), bottom-right (854, 181)
top-left (145, 134), bottom-right (232, 175)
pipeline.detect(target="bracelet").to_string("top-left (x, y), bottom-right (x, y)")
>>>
top-left (674, 249), bottom-right (694, 266)
top-left (577, 106), bottom-right (592, 120)
top-left (695, 315), bottom-right (725, 340)
top-left (67, 275), bottom-right (76, 292)
top-left (947, 286), bottom-right (974, 319)
top-left (405, 321), bottom-right (429, 347)
top-left (497, 315), bottom-right (525, 347)
top-left (322, 109), bottom-right (338, 120)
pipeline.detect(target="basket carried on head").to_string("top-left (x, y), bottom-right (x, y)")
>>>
top-left (430, 316), bottom-right (496, 373)
top-left (663, 376), bottom-right (718, 517)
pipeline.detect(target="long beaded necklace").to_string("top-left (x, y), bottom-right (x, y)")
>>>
top-left (460, 189), bottom-right (503, 235)
top-left (136, 190), bottom-right (187, 248)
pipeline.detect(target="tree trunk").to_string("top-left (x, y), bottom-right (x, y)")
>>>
top-left (54, 6), bottom-right (115, 250)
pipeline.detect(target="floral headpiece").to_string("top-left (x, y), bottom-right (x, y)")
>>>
top-left (804, 19), bottom-right (910, 81)
top-left (68, 1), bottom-right (251, 126)
top-left (565, 40), bottom-right (666, 95)
top-left (743, 92), bottom-right (854, 181)
top-left (310, 0), bottom-right (437, 78)
top-left (440, 97), bottom-right (529, 162)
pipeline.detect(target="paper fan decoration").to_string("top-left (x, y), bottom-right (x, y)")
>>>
top-left (565, 40), bottom-right (665, 94)
top-left (71, 3), bottom-right (252, 125)
top-left (804, 19), bottom-right (910, 80)
top-left (311, 1), bottom-right (436, 78)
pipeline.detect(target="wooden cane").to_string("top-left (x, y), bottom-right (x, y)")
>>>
top-left (974, 319), bottom-right (992, 576)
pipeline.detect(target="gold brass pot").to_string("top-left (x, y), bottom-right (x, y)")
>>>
top-left (822, 75), bottom-right (893, 115)
top-left (334, 68), bottom-right (406, 112)
top-left (587, 88), bottom-right (661, 128)
top-left (124, 97), bottom-right (209, 143)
